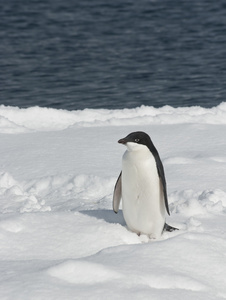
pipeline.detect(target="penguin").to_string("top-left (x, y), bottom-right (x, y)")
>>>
top-left (113, 131), bottom-right (177, 238)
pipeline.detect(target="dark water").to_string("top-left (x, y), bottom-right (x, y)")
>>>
top-left (1, 0), bottom-right (226, 110)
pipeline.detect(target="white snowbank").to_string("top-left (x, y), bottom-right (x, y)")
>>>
top-left (1, 103), bottom-right (226, 299)
top-left (1, 102), bottom-right (226, 133)
top-left (48, 260), bottom-right (122, 284)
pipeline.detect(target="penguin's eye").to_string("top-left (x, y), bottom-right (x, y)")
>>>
top-left (134, 139), bottom-right (140, 143)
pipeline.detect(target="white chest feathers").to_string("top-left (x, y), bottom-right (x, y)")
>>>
top-left (121, 144), bottom-right (165, 238)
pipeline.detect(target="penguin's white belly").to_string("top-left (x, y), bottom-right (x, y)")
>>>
top-left (121, 149), bottom-right (165, 238)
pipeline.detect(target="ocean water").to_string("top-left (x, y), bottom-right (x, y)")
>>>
top-left (1, 0), bottom-right (226, 110)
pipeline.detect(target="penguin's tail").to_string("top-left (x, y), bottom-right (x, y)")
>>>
top-left (164, 223), bottom-right (179, 232)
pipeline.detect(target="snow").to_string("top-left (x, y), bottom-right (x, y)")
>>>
top-left (0, 103), bottom-right (226, 299)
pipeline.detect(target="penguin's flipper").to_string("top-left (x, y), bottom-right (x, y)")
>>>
top-left (113, 172), bottom-right (122, 213)
top-left (163, 223), bottom-right (179, 232)
top-left (154, 153), bottom-right (170, 216)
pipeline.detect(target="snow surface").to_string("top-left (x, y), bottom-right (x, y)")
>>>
top-left (1, 103), bottom-right (226, 299)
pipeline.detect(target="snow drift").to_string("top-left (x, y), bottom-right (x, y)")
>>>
top-left (0, 103), bottom-right (226, 300)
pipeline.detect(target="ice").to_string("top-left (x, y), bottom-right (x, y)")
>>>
top-left (0, 103), bottom-right (226, 299)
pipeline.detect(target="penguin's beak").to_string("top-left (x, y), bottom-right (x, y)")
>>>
top-left (118, 138), bottom-right (128, 144)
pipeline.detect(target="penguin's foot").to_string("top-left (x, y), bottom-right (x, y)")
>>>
top-left (164, 223), bottom-right (179, 232)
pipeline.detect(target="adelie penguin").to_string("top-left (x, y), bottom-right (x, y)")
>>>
top-left (113, 131), bottom-right (177, 238)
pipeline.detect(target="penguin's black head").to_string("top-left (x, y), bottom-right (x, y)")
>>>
top-left (118, 131), bottom-right (153, 148)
